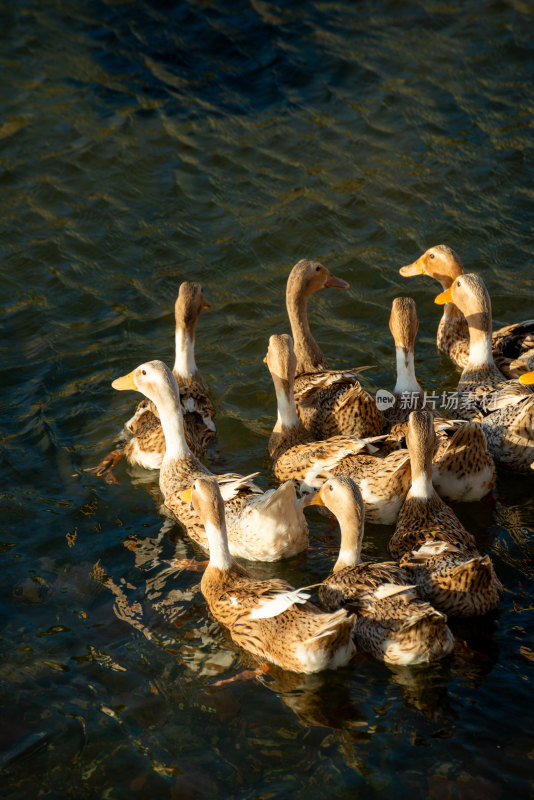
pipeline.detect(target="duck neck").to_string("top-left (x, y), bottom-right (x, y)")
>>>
top-left (333, 508), bottom-right (364, 572)
top-left (286, 288), bottom-right (327, 375)
top-left (442, 300), bottom-right (465, 327)
top-left (205, 519), bottom-right (234, 570)
top-left (408, 442), bottom-right (434, 501)
top-left (273, 375), bottom-right (301, 431)
top-left (173, 325), bottom-right (197, 379)
top-left (436, 269), bottom-right (468, 338)
top-left (467, 323), bottom-right (494, 368)
top-left (155, 380), bottom-right (193, 461)
top-left (394, 346), bottom-right (421, 395)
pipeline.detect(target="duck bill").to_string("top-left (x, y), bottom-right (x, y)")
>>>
top-left (435, 286), bottom-right (454, 305)
top-left (112, 370), bottom-right (137, 391)
top-left (399, 258), bottom-right (425, 277)
top-left (179, 487), bottom-right (193, 503)
top-left (307, 487), bottom-right (325, 506)
top-left (519, 371), bottom-right (534, 386)
top-left (324, 272), bottom-right (349, 290)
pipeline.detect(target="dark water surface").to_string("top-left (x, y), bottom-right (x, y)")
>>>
top-left (1, 1), bottom-right (534, 797)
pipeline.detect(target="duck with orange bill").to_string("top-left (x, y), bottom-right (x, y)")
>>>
top-left (286, 258), bottom-right (385, 439)
top-left (399, 244), bottom-right (534, 377)
top-left (434, 274), bottom-right (534, 472)
top-left (383, 296), bottom-right (496, 502)
top-left (112, 360), bottom-right (310, 561)
top-left (87, 282), bottom-right (216, 480)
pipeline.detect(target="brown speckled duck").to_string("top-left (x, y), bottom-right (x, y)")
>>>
top-left (312, 477), bottom-right (454, 665)
top-left (123, 281), bottom-right (216, 466)
top-left (193, 475), bottom-right (356, 673)
top-left (435, 274), bottom-right (534, 472)
top-left (112, 360), bottom-right (309, 561)
top-left (400, 244), bottom-right (534, 377)
top-left (384, 296), bottom-right (496, 501)
top-left (286, 259), bottom-right (385, 439)
top-left (90, 282), bottom-right (216, 478)
top-left (389, 410), bottom-right (502, 617)
top-left (265, 333), bottom-right (411, 525)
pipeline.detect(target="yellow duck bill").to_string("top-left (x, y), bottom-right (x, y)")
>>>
top-left (307, 487), bottom-right (325, 506)
top-left (519, 370), bottom-right (534, 386)
top-left (435, 286), bottom-right (454, 305)
top-left (111, 370), bottom-right (138, 391)
top-left (399, 258), bottom-right (426, 277)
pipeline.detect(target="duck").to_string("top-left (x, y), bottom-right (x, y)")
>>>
top-left (112, 360), bottom-right (309, 561)
top-left (434, 273), bottom-right (534, 472)
top-left (310, 476), bottom-right (454, 665)
top-left (389, 410), bottom-right (502, 617)
top-left (265, 333), bottom-right (411, 525)
top-left (191, 475), bottom-right (356, 673)
top-left (399, 244), bottom-right (534, 377)
top-left (383, 296), bottom-right (496, 501)
top-left (286, 258), bottom-right (385, 439)
top-left (382, 296), bottom-right (431, 427)
top-left (89, 282), bottom-right (216, 479)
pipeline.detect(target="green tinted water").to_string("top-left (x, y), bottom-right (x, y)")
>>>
top-left (1, 1), bottom-right (533, 798)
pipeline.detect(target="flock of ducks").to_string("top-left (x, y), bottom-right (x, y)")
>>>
top-left (91, 246), bottom-right (534, 674)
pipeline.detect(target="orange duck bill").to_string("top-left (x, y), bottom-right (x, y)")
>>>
top-left (434, 286), bottom-right (454, 305)
top-left (399, 258), bottom-right (426, 277)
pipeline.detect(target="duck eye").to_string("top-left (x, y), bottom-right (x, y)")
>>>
top-left (329, 484), bottom-right (333, 491)
top-left (142, 369), bottom-right (146, 375)
top-left (429, 253), bottom-right (435, 259)
top-left (315, 266), bottom-right (321, 272)
top-left (457, 280), bottom-right (461, 287)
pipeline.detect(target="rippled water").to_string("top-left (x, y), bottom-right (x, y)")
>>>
top-left (2, 1), bottom-right (534, 797)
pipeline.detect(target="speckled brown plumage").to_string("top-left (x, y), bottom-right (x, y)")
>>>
top-left (265, 333), bottom-right (409, 524)
top-left (389, 410), bottom-right (502, 617)
top-left (314, 477), bottom-right (453, 665)
top-left (286, 259), bottom-right (385, 439)
top-left (399, 544), bottom-right (503, 617)
top-left (399, 244), bottom-right (534, 377)
top-left (118, 282), bottom-right (216, 470)
top-left (435, 273), bottom-right (534, 471)
top-left (431, 420), bottom-right (496, 501)
top-left (378, 295), bottom-right (496, 502)
top-left (194, 476), bottom-right (356, 673)
top-left (202, 564), bottom-right (356, 673)
top-left (294, 369), bottom-right (385, 439)
top-left (113, 360), bottom-right (309, 562)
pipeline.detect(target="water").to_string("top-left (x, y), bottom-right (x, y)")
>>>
top-left (1, 1), bottom-right (533, 797)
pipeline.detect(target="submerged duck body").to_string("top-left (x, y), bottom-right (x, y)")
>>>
top-left (194, 476), bottom-right (356, 673)
top-left (313, 477), bottom-right (454, 666)
top-left (389, 410), bottom-right (502, 617)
